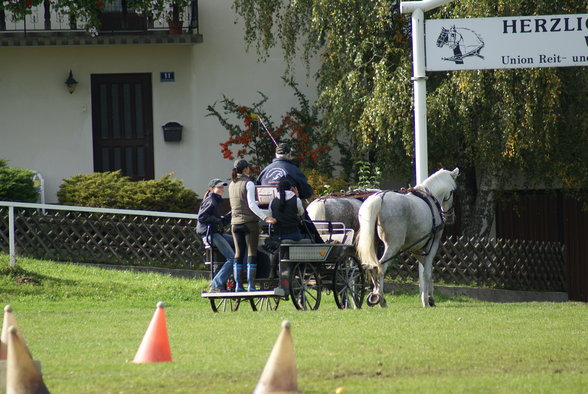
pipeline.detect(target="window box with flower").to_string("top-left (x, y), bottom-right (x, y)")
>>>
top-left (48, 0), bottom-right (111, 36)
top-left (0, 0), bottom-right (199, 40)
top-left (1, 0), bottom-right (44, 21)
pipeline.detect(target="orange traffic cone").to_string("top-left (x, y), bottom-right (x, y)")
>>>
top-left (6, 326), bottom-right (49, 394)
top-left (1, 305), bottom-right (28, 361)
top-left (131, 301), bottom-right (172, 363)
top-left (253, 320), bottom-right (298, 394)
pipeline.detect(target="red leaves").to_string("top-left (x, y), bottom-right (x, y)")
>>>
top-left (208, 85), bottom-right (333, 173)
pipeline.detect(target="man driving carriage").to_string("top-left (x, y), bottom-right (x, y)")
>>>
top-left (257, 143), bottom-right (313, 200)
top-left (258, 142), bottom-right (322, 243)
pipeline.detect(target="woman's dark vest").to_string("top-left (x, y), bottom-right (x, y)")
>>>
top-left (271, 197), bottom-right (299, 235)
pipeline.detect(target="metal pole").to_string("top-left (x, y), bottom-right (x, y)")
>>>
top-left (400, 0), bottom-right (455, 185)
top-left (400, 0), bottom-right (454, 14)
top-left (9, 206), bottom-right (15, 268)
top-left (411, 8), bottom-right (428, 185)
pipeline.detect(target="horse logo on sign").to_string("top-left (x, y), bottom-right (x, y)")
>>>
top-left (436, 26), bottom-right (485, 64)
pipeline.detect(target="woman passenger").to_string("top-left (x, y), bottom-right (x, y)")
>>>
top-left (229, 159), bottom-right (276, 291)
top-left (269, 179), bottom-right (305, 241)
top-left (196, 179), bottom-right (234, 292)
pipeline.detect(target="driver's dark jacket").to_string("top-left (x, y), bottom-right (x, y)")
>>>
top-left (257, 158), bottom-right (313, 199)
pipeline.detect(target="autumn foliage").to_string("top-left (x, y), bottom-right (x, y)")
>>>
top-left (206, 79), bottom-right (334, 176)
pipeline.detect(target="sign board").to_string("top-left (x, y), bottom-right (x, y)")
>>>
top-left (160, 72), bottom-right (175, 82)
top-left (425, 14), bottom-right (588, 71)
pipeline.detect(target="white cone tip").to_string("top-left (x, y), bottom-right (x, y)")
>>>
top-left (281, 320), bottom-right (291, 330)
top-left (157, 301), bottom-right (165, 309)
top-left (4, 305), bottom-right (12, 313)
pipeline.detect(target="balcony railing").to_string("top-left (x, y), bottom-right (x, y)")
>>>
top-left (0, 0), bottom-right (199, 36)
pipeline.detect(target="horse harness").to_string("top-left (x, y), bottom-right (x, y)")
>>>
top-left (314, 189), bottom-right (377, 202)
top-left (375, 188), bottom-right (445, 265)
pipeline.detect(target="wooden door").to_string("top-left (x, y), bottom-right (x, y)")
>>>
top-left (91, 73), bottom-right (154, 180)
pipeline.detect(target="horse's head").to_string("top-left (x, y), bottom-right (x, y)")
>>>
top-left (421, 168), bottom-right (459, 225)
top-left (436, 27), bottom-right (449, 47)
top-left (440, 168), bottom-right (459, 225)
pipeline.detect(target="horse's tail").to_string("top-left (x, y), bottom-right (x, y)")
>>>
top-left (356, 195), bottom-right (382, 273)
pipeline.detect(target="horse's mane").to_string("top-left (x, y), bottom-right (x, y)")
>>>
top-left (416, 169), bottom-right (456, 198)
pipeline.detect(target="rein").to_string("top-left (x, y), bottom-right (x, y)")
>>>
top-left (374, 188), bottom-right (445, 266)
top-left (315, 190), bottom-right (376, 202)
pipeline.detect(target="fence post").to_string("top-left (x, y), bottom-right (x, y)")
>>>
top-left (9, 205), bottom-right (16, 268)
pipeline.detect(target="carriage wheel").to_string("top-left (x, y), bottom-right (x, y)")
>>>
top-left (333, 253), bottom-right (365, 309)
top-left (250, 297), bottom-right (281, 311)
top-left (289, 262), bottom-right (321, 310)
top-left (209, 297), bottom-right (241, 312)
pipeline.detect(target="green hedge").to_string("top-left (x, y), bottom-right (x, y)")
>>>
top-left (0, 159), bottom-right (38, 203)
top-left (57, 171), bottom-right (198, 213)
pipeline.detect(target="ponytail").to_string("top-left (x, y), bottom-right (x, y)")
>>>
top-left (278, 188), bottom-right (287, 212)
top-left (276, 179), bottom-right (292, 213)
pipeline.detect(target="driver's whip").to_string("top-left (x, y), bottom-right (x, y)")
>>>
top-left (250, 113), bottom-right (278, 147)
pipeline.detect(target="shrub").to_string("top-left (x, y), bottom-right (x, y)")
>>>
top-left (0, 159), bottom-right (38, 203)
top-left (58, 171), bottom-right (198, 213)
top-left (305, 168), bottom-right (350, 199)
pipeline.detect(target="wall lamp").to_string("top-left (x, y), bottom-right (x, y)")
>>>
top-left (65, 70), bottom-right (78, 94)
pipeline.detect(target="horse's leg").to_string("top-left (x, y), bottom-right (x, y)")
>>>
top-left (366, 268), bottom-right (381, 307)
top-left (416, 255), bottom-right (433, 307)
top-left (424, 235), bottom-right (443, 307)
top-left (378, 262), bottom-right (388, 308)
top-left (428, 261), bottom-right (436, 307)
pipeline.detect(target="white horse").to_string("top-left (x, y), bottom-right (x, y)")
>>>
top-left (307, 195), bottom-right (365, 231)
top-left (356, 168), bottom-right (459, 307)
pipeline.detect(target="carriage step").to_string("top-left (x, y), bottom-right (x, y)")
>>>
top-left (201, 288), bottom-right (285, 298)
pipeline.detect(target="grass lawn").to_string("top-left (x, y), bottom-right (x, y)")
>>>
top-left (1, 255), bottom-right (587, 393)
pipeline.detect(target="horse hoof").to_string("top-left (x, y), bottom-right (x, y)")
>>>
top-left (428, 296), bottom-right (436, 307)
top-left (367, 293), bottom-right (380, 307)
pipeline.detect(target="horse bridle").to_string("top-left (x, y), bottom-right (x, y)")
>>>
top-left (441, 190), bottom-right (455, 221)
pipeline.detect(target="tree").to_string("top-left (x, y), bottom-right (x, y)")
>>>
top-left (232, 0), bottom-right (588, 236)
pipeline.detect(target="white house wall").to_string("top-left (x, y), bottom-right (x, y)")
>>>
top-left (0, 0), bottom-right (318, 204)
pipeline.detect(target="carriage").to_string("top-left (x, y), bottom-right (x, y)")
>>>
top-left (201, 167), bottom-right (459, 310)
top-left (200, 187), bottom-right (367, 312)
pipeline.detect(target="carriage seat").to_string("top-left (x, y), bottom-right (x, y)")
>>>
top-left (255, 185), bottom-right (279, 207)
top-left (281, 238), bottom-right (313, 244)
top-left (312, 221), bottom-right (355, 245)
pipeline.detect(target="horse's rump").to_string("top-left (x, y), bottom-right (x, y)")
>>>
top-left (307, 192), bottom-right (371, 231)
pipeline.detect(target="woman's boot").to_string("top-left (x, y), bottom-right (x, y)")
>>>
top-left (247, 260), bottom-right (257, 291)
top-left (234, 263), bottom-right (245, 292)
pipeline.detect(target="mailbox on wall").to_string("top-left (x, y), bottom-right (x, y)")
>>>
top-left (162, 122), bottom-right (183, 142)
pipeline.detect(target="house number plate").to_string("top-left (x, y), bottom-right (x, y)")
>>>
top-left (160, 72), bottom-right (175, 82)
